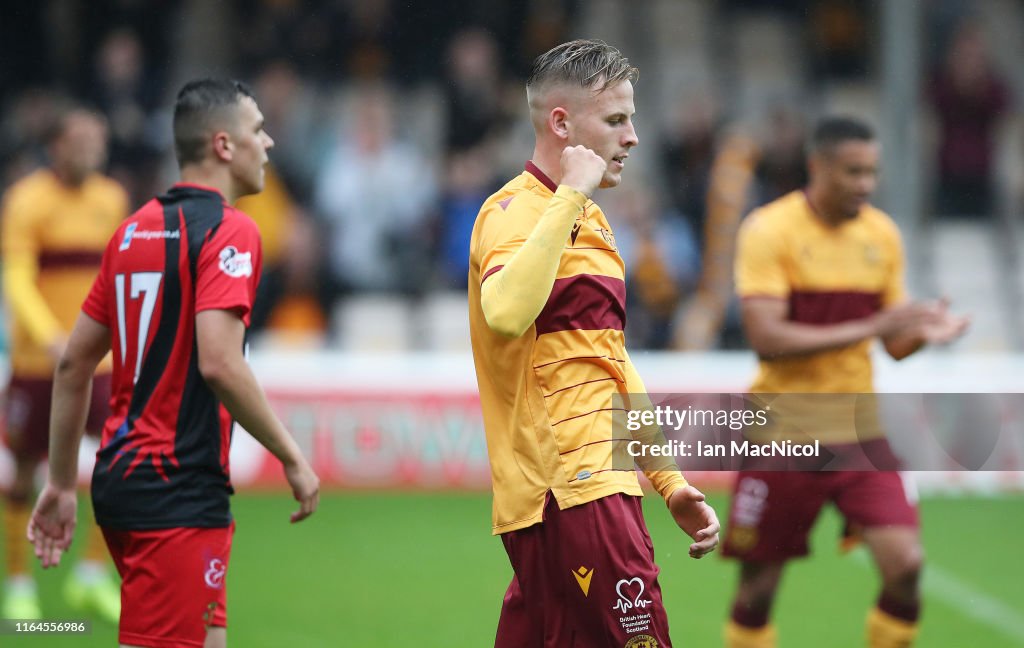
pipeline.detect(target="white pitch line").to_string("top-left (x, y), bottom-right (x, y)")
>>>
top-left (852, 551), bottom-right (1024, 643)
top-left (923, 564), bottom-right (1024, 643)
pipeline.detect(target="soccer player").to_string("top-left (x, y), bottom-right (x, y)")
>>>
top-left (27, 79), bottom-right (320, 648)
top-left (469, 39), bottom-right (720, 647)
top-left (1, 106), bottom-right (127, 621)
top-left (722, 117), bottom-right (969, 648)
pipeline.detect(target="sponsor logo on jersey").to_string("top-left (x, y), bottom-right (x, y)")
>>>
top-left (572, 566), bottom-right (594, 596)
top-left (733, 476), bottom-right (769, 527)
top-left (613, 577), bottom-right (652, 614)
top-left (204, 558), bottom-right (226, 589)
top-left (119, 223), bottom-right (181, 251)
top-left (119, 223), bottom-right (138, 251)
top-left (570, 221), bottom-right (583, 245)
top-left (218, 246), bottom-right (253, 278)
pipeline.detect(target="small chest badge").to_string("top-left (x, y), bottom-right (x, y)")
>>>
top-left (596, 227), bottom-right (617, 250)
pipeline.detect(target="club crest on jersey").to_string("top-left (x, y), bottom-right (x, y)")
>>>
top-left (597, 227), bottom-right (617, 250)
top-left (218, 245), bottom-right (253, 278)
top-left (624, 635), bottom-right (659, 647)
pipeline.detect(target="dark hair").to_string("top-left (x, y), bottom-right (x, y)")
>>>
top-left (173, 78), bottom-right (254, 166)
top-left (811, 116), bottom-right (874, 154)
top-left (527, 39), bottom-right (638, 94)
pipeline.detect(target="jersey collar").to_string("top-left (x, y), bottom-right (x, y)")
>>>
top-left (171, 182), bottom-right (226, 201)
top-left (525, 161), bottom-right (558, 193)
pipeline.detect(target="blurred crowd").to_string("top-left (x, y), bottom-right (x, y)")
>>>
top-left (0, 0), bottom-right (1018, 350)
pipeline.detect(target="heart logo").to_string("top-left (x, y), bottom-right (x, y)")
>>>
top-left (613, 577), bottom-right (652, 613)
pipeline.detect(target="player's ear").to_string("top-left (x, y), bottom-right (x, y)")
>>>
top-left (212, 131), bottom-right (233, 162)
top-left (549, 107), bottom-right (570, 140)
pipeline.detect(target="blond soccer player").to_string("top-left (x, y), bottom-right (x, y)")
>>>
top-left (469, 39), bottom-right (720, 647)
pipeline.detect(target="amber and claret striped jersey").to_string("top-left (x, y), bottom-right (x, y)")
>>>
top-left (1, 168), bottom-right (128, 377)
top-left (469, 163), bottom-right (685, 535)
top-left (82, 184), bottom-right (262, 530)
top-left (735, 190), bottom-right (906, 395)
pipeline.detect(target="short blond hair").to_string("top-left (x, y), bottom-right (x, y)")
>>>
top-left (526, 39), bottom-right (638, 94)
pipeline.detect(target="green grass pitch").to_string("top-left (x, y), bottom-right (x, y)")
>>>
top-left (5, 491), bottom-right (1022, 646)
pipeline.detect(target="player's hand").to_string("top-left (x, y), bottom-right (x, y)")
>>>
top-left (919, 310), bottom-right (970, 345)
top-left (27, 483), bottom-right (78, 569)
top-left (559, 145), bottom-right (607, 198)
top-left (284, 459), bottom-right (320, 524)
top-left (873, 301), bottom-right (944, 338)
top-left (668, 485), bottom-right (720, 559)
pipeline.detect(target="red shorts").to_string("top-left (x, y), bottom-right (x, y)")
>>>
top-left (496, 493), bottom-right (672, 648)
top-left (722, 471), bottom-right (919, 562)
top-left (102, 523), bottom-right (234, 648)
top-left (2, 373), bottom-right (111, 460)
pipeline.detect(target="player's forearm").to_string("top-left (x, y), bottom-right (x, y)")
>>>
top-left (48, 360), bottom-right (94, 489)
top-left (480, 185), bottom-right (587, 337)
top-left (883, 333), bottom-right (925, 361)
top-left (750, 317), bottom-right (878, 359)
top-left (3, 257), bottom-right (64, 347)
top-left (631, 416), bottom-right (689, 503)
top-left (621, 359), bottom-right (688, 502)
top-left (202, 358), bottom-right (307, 469)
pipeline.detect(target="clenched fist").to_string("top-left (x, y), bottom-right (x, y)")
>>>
top-left (559, 145), bottom-right (607, 198)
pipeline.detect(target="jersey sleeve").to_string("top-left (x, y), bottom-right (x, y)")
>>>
top-left (734, 211), bottom-right (789, 299)
top-left (0, 181), bottom-right (64, 345)
top-left (81, 232), bottom-right (119, 326)
top-left (194, 213), bottom-right (263, 325)
top-left (474, 194), bottom-right (546, 284)
top-left (620, 351), bottom-right (688, 504)
top-left (881, 221), bottom-right (908, 307)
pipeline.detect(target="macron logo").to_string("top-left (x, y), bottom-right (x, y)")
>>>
top-left (119, 223), bottom-right (138, 251)
top-left (572, 566), bottom-right (594, 596)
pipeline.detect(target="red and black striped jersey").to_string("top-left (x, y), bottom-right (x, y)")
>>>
top-left (83, 184), bottom-right (262, 530)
